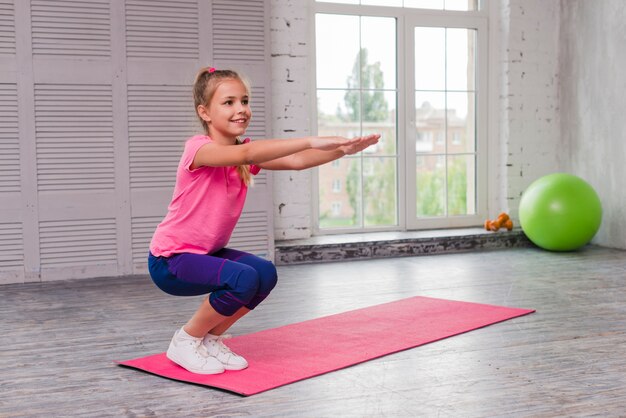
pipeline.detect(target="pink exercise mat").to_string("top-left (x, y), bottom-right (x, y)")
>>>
top-left (118, 296), bottom-right (534, 396)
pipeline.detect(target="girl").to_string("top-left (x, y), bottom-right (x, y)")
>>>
top-left (148, 67), bottom-right (379, 375)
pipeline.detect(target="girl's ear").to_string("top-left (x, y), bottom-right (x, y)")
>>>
top-left (197, 105), bottom-right (211, 123)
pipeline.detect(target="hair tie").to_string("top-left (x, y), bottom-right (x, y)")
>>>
top-left (208, 67), bottom-right (216, 73)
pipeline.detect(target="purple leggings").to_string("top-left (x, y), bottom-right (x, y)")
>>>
top-left (148, 248), bottom-right (278, 316)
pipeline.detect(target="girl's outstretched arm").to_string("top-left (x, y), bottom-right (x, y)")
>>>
top-left (191, 136), bottom-right (361, 169)
top-left (257, 134), bottom-right (380, 171)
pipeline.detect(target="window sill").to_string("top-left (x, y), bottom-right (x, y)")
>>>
top-left (274, 228), bottom-right (532, 265)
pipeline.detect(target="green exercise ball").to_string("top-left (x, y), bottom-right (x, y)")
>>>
top-left (519, 173), bottom-right (602, 251)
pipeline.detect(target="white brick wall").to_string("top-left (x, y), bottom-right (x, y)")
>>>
top-left (270, 0), bottom-right (562, 237)
top-left (270, 0), bottom-right (314, 240)
top-left (498, 0), bottom-right (561, 219)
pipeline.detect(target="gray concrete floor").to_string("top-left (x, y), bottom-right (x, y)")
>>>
top-left (1, 246), bottom-right (625, 417)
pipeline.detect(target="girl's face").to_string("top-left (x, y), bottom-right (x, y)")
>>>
top-left (203, 79), bottom-right (251, 143)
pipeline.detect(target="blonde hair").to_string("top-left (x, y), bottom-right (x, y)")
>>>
top-left (193, 67), bottom-right (253, 186)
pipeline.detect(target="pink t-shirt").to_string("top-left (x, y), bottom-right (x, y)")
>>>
top-left (149, 135), bottom-right (260, 257)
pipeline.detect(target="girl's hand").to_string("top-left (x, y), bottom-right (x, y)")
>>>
top-left (309, 136), bottom-right (362, 151)
top-left (340, 134), bottom-right (380, 155)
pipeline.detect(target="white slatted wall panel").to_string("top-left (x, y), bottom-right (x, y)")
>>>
top-left (0, 0), bottom-right (15, 55)
top-left (128, 84), bottom-right (196, 189)
top-left (0, 83), bottom-right (19, 192)
top-left (126, 0), bottom-right (198, 59)
top-left (30, 0), bottom-right (118, 281)
top-left (0, 222), bottom-right (23, 270)
top-left (212, 0), bottom-right (265, 62)
top-left (229, 211), bottom-right (269, 255)
top-left (35, 84), bottom-right (115, 192)
top-left (131, 216), bottom-right (162, 264)
top-left (31, 0), bottom-right (110, 57)
top-left (0, 0), bottom-right (274, 282)
top-left (39, 219), bottom-right (117, 267)
top-left (0, 81), bottom-right (21, 275)
top-left (0, 1), bottom-right (21, 282)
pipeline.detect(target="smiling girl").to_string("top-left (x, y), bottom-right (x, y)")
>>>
top-left (148, 67), bottom-right (379, 375)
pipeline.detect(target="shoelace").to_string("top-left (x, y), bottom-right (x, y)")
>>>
top-left (189, 338), bottom-right (210, 359)
top-left (209, 334), bottom-right (235, 355)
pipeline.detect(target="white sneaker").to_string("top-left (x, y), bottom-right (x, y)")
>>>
top-left (166, 329), bottom-right (225, 374)
top-left (202, 334), bottom-right (248, 370)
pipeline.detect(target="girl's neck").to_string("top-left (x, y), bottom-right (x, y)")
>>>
top-left (207, 131), bottom-right (237, 145)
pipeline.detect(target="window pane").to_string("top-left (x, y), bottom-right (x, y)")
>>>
top-left (316, 12), bottom-right (399, 232)
top-left (364, 157), bottom-right (398, 226)
top-left (316, 14), bottom-right (360, 89)
top-left (447, 91), bottom-right (475, 153)
top-left (444, 0), bottom-right (478, 11)
top-left (415, 91), bottom-right (445, 154)
top-left (447, 154), bottom-right (476, 215)
top-left (447, 28), bottom-right (476, 91)
top-left (319, 158), bottom-right (362, 228)
top-left (317, 90), bottom-right (360, 137)
top-left (405, 0), bottom-right (444, 10)
top-left (415, 27), bottom-right (445, 90)
top-left (416, 155), bottom-right (445, 217)
top-left (361, 17), bottom-right (397, 90)
top-left (363, 91), bottom-right (396, 155)
top-left (362, 0), bottom-right (402, 6)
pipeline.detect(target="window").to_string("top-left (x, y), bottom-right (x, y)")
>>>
top-left (314, 0), bottom-right (487, 232)
top-left (452, 131), bottom-right (461, 145)
top-left (331, 202), bottom-right (342, 216)
top-left (332, 179), bottom-right (342, 193)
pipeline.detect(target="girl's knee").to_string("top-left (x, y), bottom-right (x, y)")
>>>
top-left (258, 260), bottom-right (278, 293)
top-left (234, 266), bottom-right (260, 302)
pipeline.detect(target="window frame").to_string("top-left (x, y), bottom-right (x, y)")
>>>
top-left (405, 13), bottom-right (488, 229)
top-left (310, 0), bottom-right (490, 235)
